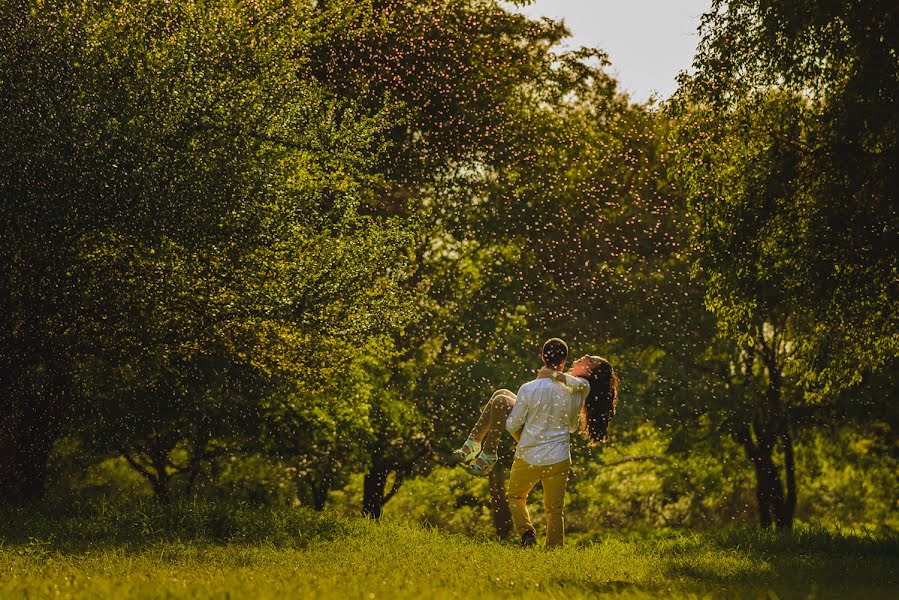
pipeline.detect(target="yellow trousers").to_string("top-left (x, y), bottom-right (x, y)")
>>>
top-left (507, 458), bottom-right (571, 548)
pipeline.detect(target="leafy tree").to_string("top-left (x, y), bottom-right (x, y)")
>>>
top-left (305, 0), bottom-right (724, 528)
top-left (667, 1), bottom-right (899, 528)
top-left (0, 0), bottom-right (413, 503)
top-left (676, 0), bottom-right (898, 397)
top-left (297, 0), bottom-right (592, 520)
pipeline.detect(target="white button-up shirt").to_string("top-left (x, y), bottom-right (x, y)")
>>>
top-left (505, 374), bottom-right (590, 466)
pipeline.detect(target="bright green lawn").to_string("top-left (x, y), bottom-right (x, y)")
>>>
top-left (1, 503), bottom-right (896, 599)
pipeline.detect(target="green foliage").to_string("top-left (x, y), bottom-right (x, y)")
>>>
top-left (46, 438), bottom-right (153, 504)
top-left (0, 0), bottom-right (416, 501)
top-left (0, 0), bottom-right (893, 539)
top-left (329, 468), bottom-right (500, 536)
top-left (664, 0), bottom-right (898, 529)
top-left (796, 427), bottom-right (899, 531)
top-left (324, 426), bottom-right (895, 535)
top-left (673, 0), bottom-right (899, 397)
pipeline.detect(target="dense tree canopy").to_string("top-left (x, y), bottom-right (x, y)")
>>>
top-left (0, 0), bottom-right (413, 502)
top-left (675, 0), bottom-right (898, 396)
top-left (0, 0), bottom-right (893, 535)
top-left (667, 0), bottom-right (897, 528)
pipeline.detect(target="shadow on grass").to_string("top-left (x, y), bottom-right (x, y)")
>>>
top-left (706, 524), bottom-right (899, 557)
top-left (0, 499), bottom-right (352, 554)
top-left (658, 525), bottom-right (899, 596)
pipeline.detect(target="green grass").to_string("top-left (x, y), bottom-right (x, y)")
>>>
top-left (1, 502), bottom-right (896, 599)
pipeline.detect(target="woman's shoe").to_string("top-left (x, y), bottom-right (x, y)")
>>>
top-left (463, 451), bottom-right (497, 476)
top-left (452, 438), bottom-right (481, 465)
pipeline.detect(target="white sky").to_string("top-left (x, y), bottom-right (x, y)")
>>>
top-left (506, 0), bottom-right (712, 102)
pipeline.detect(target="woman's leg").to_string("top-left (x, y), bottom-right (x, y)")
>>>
top-left (467, 389), bottom-right (516, 445)
top-left (456, 389), bottom-right (517, 468)
top-left (479, 390), bottom-right (516, 455)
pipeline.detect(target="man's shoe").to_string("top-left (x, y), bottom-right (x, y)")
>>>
top-left (520, 529), bottom-right (537, 547)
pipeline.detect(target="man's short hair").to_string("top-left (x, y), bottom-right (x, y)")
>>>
top-left (542, 338), bottom-right (569, 368)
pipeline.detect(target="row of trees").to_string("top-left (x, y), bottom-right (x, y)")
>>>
top-left (1, 0), bottom-right (895, 532)
top-left (668, 0), bottom-right (898, 529)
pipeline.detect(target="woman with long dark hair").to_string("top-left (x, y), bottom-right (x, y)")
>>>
top-left (578, 356), bottom-right (619, 445)
top-left (454, 354), bottom-right (618, 475)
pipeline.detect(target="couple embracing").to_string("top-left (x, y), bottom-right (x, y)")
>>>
top-left (453, 338), bottom-right (618, 548)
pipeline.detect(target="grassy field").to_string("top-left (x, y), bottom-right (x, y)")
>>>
top-left (1, 502), bottom-right (896, 599)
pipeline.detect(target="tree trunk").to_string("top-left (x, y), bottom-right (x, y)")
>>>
top-left (779, 426), bottom-right (796, 530)
top-left (762, 342), bottom-right (795, 530)
top-left (488, 463), bottom-right (513, 539)
top-left (748, 453), bottom-right (774, 528)
top-left (362, 464), bottom-right (389, 519)
top-left (736, 342), bottom-right (797, 531)
top-left (151, 475), bottom-right (171, 504)
top-left (311, 475), bottom-right (330, 511)
top-left (736, 420), bottom-right (794, 530)
top-left (0, 395), bottom-right (22, 501)
top-left (123, 440), bottom-right (175, 504)
top-left (150, 447), bottom-right (172, 504)
top-left (0, 364), bottom-right (65, 504)
top-left (757, 451), bottom-right (786, 528)
top-left (185, 461), bottom-right (201, 498)
top-left (741, 427), bottom-right (795, 531)
top-left (17, 420), bottom-right (57, 502)
top-left (0, 285), bottom-right (19, 501)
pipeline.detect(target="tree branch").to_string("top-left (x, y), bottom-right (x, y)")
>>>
top-left (383, 473), bottom-right (405, 503)
top-left (121, 451), bottom-right (157, 484)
